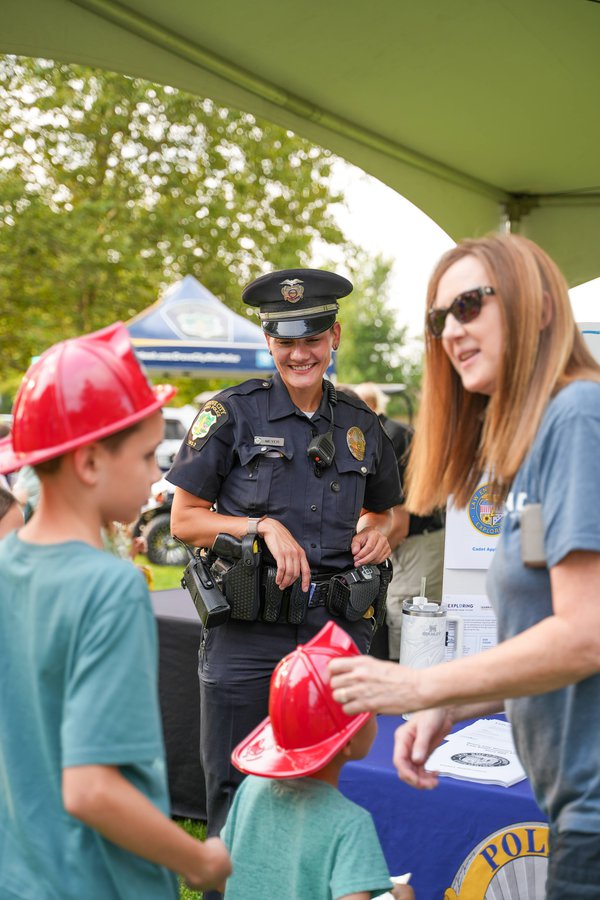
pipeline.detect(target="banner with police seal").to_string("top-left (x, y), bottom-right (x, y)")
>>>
top-left (445, 821), bottom-right (548, 899)
top-left (444, 481), bottom-right (505, 570)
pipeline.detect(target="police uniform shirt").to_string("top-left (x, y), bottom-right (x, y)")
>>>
top-left (168, 374), bottom-right (401, 573)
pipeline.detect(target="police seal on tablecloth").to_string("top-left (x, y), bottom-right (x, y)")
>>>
top-left (444, 821), bottom-right (548, 899)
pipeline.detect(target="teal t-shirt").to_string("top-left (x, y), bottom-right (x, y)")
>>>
top-left (221, 775), bottom-right (392, 899)
top-left (489, 380), bottom-right (600, 833)
top-left (0, 533), bottom-right (178, 900)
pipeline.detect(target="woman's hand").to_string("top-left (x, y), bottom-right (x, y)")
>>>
top-left (351, 527), bottom-right (391, 566)
top-left (258, 517), bottom-right (311, 591)
top-left (392, 708), bottom-right (454, 789)
top-left (329, 655), bottom-right (417, 716)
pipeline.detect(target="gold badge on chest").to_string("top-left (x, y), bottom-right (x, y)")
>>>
top-left (346, 426), bottom-right (366, 461)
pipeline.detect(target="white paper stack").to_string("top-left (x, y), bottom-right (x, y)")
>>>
top-left (424, 718), bottom-right (526, 787)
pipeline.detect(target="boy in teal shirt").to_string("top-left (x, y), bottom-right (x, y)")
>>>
top-left (0, 323), bottom-right (231, 899)
top-left (223, 621), bottom-right (414, 900)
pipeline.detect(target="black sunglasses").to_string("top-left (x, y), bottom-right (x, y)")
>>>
top-left (427, 286), bottom-right (496, 338)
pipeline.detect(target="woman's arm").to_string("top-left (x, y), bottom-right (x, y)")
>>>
top-left (170, 487), bottom-right (310, 590)
top-left (329, 549), bottom-right (600, 715)
top-left (63, 765), bottom-right (231, 891)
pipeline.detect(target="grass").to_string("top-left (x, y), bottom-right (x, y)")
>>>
top-left (176, 818), bottom-right (208, 899)
top-left (134, 555), bottom-right (184, 591)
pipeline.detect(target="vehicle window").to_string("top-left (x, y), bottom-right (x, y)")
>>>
top-left (165, 420), bottom-right (187, 440)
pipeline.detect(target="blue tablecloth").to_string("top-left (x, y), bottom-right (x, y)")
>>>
top-left (339, 715), bottom-right (548, 900)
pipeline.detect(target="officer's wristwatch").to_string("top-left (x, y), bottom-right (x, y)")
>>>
top-left (247, 515), bottom-right (266, 535)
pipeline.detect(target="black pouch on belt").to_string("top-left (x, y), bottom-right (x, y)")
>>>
top-left (215, 534), bottom-right (262, 621)
top-left (327, 565), bottom-right (381, 622)
top-left (262, 566), bottom-right (284, 623)
top-left (262, 567), bottom-right (308, 625)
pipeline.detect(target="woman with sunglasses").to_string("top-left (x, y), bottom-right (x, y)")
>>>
top-left (329, 233), bottom-right (600, 899)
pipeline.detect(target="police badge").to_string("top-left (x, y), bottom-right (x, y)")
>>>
top-left (280, 279), bottom-right (304, 304)
top-left (346, 426), bottom-right (366, 461)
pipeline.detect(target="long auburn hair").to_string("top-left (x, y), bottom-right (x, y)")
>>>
top-left (407, 233), bottom-right (600, 512)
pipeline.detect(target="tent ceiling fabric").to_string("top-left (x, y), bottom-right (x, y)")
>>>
top-left (3, 0), bottom-right (600, 285)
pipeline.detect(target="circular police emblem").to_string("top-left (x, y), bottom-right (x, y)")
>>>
top-left (450, 752), bottom-right (509, 767)
top-left (346, 426), bottom-right (366, 460)
top-left (468, 483), bottom-right (504, 536)
top-left (445, 822), bottom-right (548, 899)
top-left (280, 279), bottom-right (304, 303)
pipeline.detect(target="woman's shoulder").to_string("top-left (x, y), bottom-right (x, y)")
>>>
top-left (549, 379), bottom-right (600, 418)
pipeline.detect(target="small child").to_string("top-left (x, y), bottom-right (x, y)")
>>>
top-left (0, 323), bottom-right (231, 899)
top-left (0, 485), bottom-right (24, 539)
top-left (222, 621), bottom-right (415, 900)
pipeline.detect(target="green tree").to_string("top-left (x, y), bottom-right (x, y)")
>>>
top-left (335, 253), bottom-right (422, 420)
top-left (0, 56), bottom-right (350, 396)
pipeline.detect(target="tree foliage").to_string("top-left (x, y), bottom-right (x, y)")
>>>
top-left (0, 56), bottom-right (351, 395)
top-left (335, 254), bottom-right (422, 420)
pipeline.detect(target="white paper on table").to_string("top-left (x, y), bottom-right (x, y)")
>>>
top-left (425, 719), bottom-right (526, 787)
top-left (443, 593), bottom-right (497, 659)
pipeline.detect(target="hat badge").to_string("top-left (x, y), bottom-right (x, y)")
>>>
top-left (280, 278), bottom-right (304, 304)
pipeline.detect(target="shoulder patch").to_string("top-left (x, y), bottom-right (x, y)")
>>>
top-left (186, 399), bottom-right (229, 451)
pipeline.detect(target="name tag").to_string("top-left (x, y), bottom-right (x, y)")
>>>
top-left (254, 436), bottom-right (285, 447)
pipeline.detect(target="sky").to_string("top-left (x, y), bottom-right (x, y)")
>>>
top-left (326, 160), bottom-right (600, 340)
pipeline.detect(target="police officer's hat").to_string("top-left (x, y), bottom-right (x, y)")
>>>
top-left (242, 268), bottom-right (353, 339)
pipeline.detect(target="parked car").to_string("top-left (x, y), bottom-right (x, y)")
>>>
top-left (134, 478), bottom-right (189, 567)
top-left (156, 406), bottom-right (197, 472)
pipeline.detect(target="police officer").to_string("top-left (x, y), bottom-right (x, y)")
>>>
top-left (168, 269), bottom-right (401, 871)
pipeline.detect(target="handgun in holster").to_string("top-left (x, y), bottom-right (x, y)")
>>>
top-left (178, 541), bottom-right (231, 629)
top-left (208, 533), bottom-right (262, 621)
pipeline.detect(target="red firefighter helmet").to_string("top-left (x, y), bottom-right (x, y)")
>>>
top-left (232, 621), bottom-right (372, 778)
top-left (0, 322), bottom-right (176, 474)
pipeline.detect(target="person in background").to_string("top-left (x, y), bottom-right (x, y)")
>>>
top-left (12, 463), bottom-right (41, 521)
top-left (0, 323), bottom-right (231, 899)
top-left (223, 621), bottom-right (414, 900)
top-left (353, 382), bottom-right (445, 661)
top-left (329, 234), bottom-right (600, 900)
top-left (0, 485), bottom-right (24, 539)
top-left (168, 268), bottom-right (400, 900)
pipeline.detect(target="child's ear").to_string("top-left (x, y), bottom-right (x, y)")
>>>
top-left (341, 740), bottom-right (353, 759)
top-left (72, 443), bottom-right (101, 485)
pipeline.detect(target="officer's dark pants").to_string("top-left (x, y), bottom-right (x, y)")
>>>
top-left (199, 608), bottom-right (372, 900)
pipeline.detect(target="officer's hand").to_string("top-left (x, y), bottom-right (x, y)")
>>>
top-left (351, 527), bottom-right (391, 566)
top-left (259, 518), bottom-right (311, 591)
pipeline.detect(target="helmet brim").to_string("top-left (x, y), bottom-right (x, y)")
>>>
top-left (231, 709), bottom-right (371, 779)
top-left (0, 383), bottom-right (176, 474)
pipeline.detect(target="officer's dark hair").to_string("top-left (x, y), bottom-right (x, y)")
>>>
top-left (32, 421), bottom-right (144, 476)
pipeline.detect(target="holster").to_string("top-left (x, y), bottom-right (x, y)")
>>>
top-left (210, 533), bottom-right (262, 621)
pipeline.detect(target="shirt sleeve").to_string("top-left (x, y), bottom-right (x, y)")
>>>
top-left (167, 406), bottom-right (237, 501)
top-left (363, 424), bottom-right (403, 511)
top-left (537, 396), bottom-right (600, 568)
top-left (61, 566), bottom-right (164, 767)
top-left (330, 807), bottom-right (392, 900)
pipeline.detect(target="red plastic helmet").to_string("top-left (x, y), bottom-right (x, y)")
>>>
top-left (0, 322), bottom-right (176, 474)
top-left (232, 621), bottom-right (372, 778)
